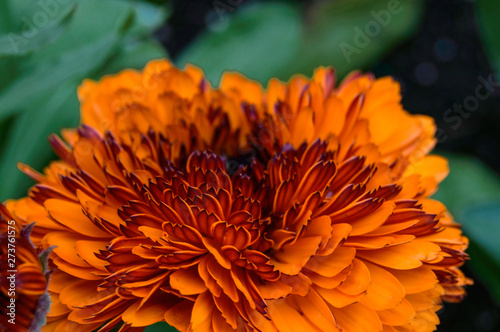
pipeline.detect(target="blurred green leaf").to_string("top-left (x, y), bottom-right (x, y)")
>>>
top-left (433, 153), bottom-right (500, 302)
top-left (0, 0), bottom-right (135, 121)
top-left (0, 83), bottom-right (78, 200)
top-left (177, 0), bottom-right (423, 85)
top-left (433, 153), bottom-right (500, 215)
top-left (101, 40), bottom-right (166, 75)
top-left (20, 0), bottom-right (134, 72)
top-left (0, 54), bottom-right (18, 89)
top-left (0, 0), bottom-right (168, 200)
top-left (0, 34), bottom-right (125, 121)
top-left (176, 1), bottom-right (302, 84)
top-left (0, 0), bottom-right (30, 88)
top-left (460, 202), bottom-right (500, 302)
top-left (0, 5), bottom-right (76, 57)
top-left (0, 0), bottom-right (79, 38)
top-left (144, 322), bottom-right (178, 332)
top-left (0, 0), bottom-right (15, 33)
top-left (126, 0), bottom-right (170, 38)
top-left (281, 0), bottom-right (423, 79)
top-left (477, 0), bottom-right (500, 76)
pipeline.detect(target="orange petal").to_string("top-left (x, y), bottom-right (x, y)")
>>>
top-left (202, 237), bottom-right (231, 269)
top-left (52, 256), bottom-right (101, 280)
top-left (388, 265), bottom-right (438, 294)
top-left (315, 286), bottom-right (363, 308)
top-left (122, 296), bottom-right (173, 327)
top-left (268, 299), bottom-right (321, 332)
top-left (305, 247), bottom-right (356, 277)
top-left (272, 236), bottom-right (323, 275)
top-left (212, 293), bottom-right (239, 329)
top-left (47, 294), bottom-right (71, 318)
top-left (212, 308), bottom-right (239, 332)
top-left (359, 261), bottom-right (405, 311)
top-left (206, 256), bottom-right (239, 302)
top-left (356, 240), bottom-right (441, 270)
top-left (337, 258), bottom-right (371, 295)
top-left (280, 273), bottom-right (312, 297)
top-left (191, 291), bottom-right (215, 331)
top-left (331, 302), bottom-right (382, 332)
top-left (377, 298), bottom-right (415, 326)
top-left (74, 239), bottom-right (109, 270)
top-left (348, 202), bottom-right (395, 236)
top-left (290, 289), bottom-right (339, 331)
top-left (307, 265), bottom-right (351, 289)
top-left (48, 270), bottom-right (78, 293)
top-left (257, 279), bottom-right (293, 299)
top-left (170, 266), bottom-right (207, 295)
top-left (44, 199), bottom-right (110, 238)
top-left (290, 107), bottom-right (315, 146)
top-left (54, 319), bottom-right (101, 332)
top-left (44, 232), bottom-right (88, 267)
top-left (59, 279), bottom-right (100, 308)
top-left (164, 301), bottom-right (193, 331)
top-left (404, 155), bottom-right (449, 183)
top-left (315, 95), bottom-right (345, 138)
top-left (406, 287), bottom-right (443, 311)
top-left (317, 223), bottom-right (352, 256)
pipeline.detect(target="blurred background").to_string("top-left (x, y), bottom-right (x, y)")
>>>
top-left (1, 0), bottom-right (499, 331)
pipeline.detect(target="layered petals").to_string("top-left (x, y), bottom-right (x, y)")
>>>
top-left (6, 60), bottom-right (470, 332)
top-left (0, 205), bottom-right (51, 332)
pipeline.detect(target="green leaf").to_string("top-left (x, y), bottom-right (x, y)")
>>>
top-left (0, 0), bottom-right (135, 121)
top-left (176, 1), bottom-right (302, 85)
top-left (0, 83), bottom-right (79, 200)
top-left (432, 153), bottom-right (500, 216)
top-left (100, 40), bottom-right (167, 75)
top-left (477, 0), bottom-right (500, 75)
top-left (176, 0), bottom-right (423, 85)
top-left (20, 0), bottom-right (134, 72)
top-left (458, 202), bottom-right (500, 302)
top-left (279, 0), bottom-right (423, 80)
top-left (0, 0), bottom-right (79, 40)
top-left (125, 0), bottom-right (170, 38)
top-left (0, 0), bottom-right (168, 201)
top-left (0, 5), bottom-right (76, 57)
top-left (0, 0), bottom-right (15, 33)
top-left (144, 322), bottom-right (178, 332)
top-left (0, 0), bottom-right (39, 88)
top-left (0, 33), bottom-right (124, 121)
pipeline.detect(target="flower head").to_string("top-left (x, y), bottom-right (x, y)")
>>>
top-left (0, 205), bottom-right (52, 332)
top-left (7, 59), bottom-right (471, 331)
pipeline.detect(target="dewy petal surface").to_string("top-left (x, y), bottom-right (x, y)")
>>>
top-left (5, 59), bottom-right (471, 332)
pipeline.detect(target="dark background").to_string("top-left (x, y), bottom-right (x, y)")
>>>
top-left (160, 0), bottom-right (500, 331)
top-left (160, 0), bottom-right (500, 175)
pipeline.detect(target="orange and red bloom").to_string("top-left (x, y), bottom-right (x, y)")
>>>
top-left (4, 60), bottom-right (471, 331)
top-left (0, 205), bottom-right (52, 331)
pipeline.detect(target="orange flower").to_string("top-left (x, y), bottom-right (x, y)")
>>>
top-left (0, 205), bottom-right (52, 331)
top-left (7, 59), bottom-right (471, 331)
top-left (75, 60), bottom-right (247, 160)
